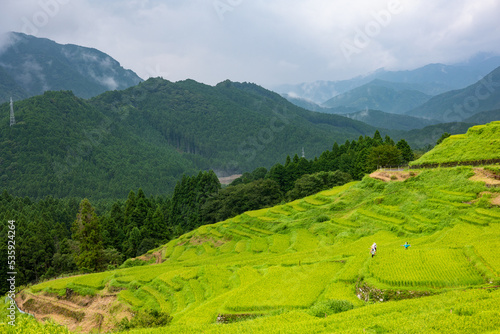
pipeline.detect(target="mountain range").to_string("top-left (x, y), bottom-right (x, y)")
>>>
top-left (406, 66), bottom-right (500, 122)
top-left (322, 80), bottom-right (432, 114)
top-left (344, 109), bottom-right (438, 131)
top-left (0, 33), bottom-right (498, 199)
top-left (0, 78), bottom-right (381, 199)
top-left (274, 53), bottom-right (500, 104)
top-left (283, 65), bottom-right (500, 126)
top-left (0, 32), bottom-right (142, 104)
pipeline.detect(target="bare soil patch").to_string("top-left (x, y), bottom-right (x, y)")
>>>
top-left (492, 194), bottom-right (500, 206)
top-left (190, 236), bottom-right (228, 247)
top-left (16, 289), bottom-right (130, 333)
top-left (470, 168), bottom-right (500, 187)
top-left (369, 170), bottom-right (418, 182)
top-left (136, 250), bottom-right (164, 264)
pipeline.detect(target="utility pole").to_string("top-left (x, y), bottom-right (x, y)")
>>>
top-left (10, 97), bottom-right (15, 126)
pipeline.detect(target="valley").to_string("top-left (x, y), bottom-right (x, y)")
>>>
top-left (4, 122), bottom-right (500, 333)
top-left (1, 31), bottom-right (499, 334)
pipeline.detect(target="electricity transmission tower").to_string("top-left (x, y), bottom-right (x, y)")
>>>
top-left (10, 97), bottom-right (15, 126)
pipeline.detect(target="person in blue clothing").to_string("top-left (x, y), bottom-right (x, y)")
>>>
top-left (402, 242), bottom-right (411, 249)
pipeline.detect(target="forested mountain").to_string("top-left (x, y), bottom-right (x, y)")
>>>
top-left (280, 93), bottom-right (358, 114)
top-left (406, 66), bottom-right (500, 122)
top-left (273, 54), bottom-right (500, 104)
top-left (322, 81), bottom-right (432, 114)
top-left (0, 78), bottom-right (381, 199)
top-left (344, 109), bottom-right (438, 130)
top-left (0, 32), bottom-right (142, 103)
top-left (92, 78), bottom-right (379, 173)
top-left (0, 90), bottom-right (200, 199)
top-left (463, 109), bottom-right (500, 124)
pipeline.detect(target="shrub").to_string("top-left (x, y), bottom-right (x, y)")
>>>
top-left (118, 309), bottom-right (172, 330)
top-left (287, 171), bottom-right (352, 201)
top-left (120, 258), bottom-right (152, 269)
top-left (316, 215), bottom-right (330, 222)
top-left (308, 299), bottom-right (354, 317)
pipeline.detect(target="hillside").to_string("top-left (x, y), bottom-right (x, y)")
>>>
top-left (322, 81), bottom-right (432, 114)
top-left (0, 79), bottom-right (379, 199)
top-left (10, 164), bottom-right (500, 333)
top-left (463, 108), bottom-right (500, 124)
top-left (280, 93), bottom-right (357, 114)
top-left (407, 66), bottom-right (500, 122)
top-left (273, 55), bottom-right (500, 104)
top-left (91, 78), bottom-right (378, 172)
top-left (0, 32), bottom-right (142, 103)
top-left (387, 122), bottom-right (474, 150)
top-left (0, 90), bottom-right (201, 199)
top-left (345, 109), bottom-right (437, 131)
top-left (410, 121), bottom-right (500, 166)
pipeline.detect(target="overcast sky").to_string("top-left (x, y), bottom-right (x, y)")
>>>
top-left (1, 0), bottom-right (500, 88)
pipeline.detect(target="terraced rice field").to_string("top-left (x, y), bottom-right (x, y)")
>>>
top-left (10, 166), bottom-right (500, 333)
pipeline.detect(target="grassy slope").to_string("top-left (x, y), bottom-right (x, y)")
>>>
top-left (410, 121), bottom-right (500, 165)
top-left (10, 166), bottom-right (500, 333)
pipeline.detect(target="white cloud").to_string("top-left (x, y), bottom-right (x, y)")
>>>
top-left (0, 0), bottom-right (499, 87)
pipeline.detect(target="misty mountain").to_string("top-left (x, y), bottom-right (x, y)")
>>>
top-left (406, 66), bottom-right (500, 122)
top-left (281, 93), bottom-right (357, 114)
top-left (321, 81), bottom-right (432, 114)
top-left (463, 109), bottom-right (500, 124)
top-left (273, 54), bottom-right (500, 104)
top-left (0, 32), bottom-right (143, 104)
top-left (344, 109), bottom-right (438, 131)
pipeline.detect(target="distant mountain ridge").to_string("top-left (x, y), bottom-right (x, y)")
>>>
top-left (0, 32), bottom-right (143, 103)
top-left (274, 54), bottom-right (500, 104)
top-left (280, 93), bottom-right (357, 114)
top-left (322, 81), bottom-right (432, 114)
top-left (406, 66), bottom-right (500, 122)
top-left (344, 109), bottom-right (438, 131)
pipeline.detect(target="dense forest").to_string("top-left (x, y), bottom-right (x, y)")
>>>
top-left (0, 80), bottom-right (383, 200)
top-left (1, 78), bottom-right (473, 200)
top-left (0, 130), bottom-right (414, 295)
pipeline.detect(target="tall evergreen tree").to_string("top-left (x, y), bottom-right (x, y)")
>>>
top-left (367, 145), bottom-right (402, 169)
top-left (72, 199), bottom-right (103, 272)
top-left (123, 190), bottom-right (136, 234)
top-left (373, 130), bottom-right (383, 145)
top-left (396, 139), bottom-right (414, 164)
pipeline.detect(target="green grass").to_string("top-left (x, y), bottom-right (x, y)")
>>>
top-left (411, 121), bottom-right (500, 165)
top-left (269, 234), bottom-right (290, 253)
top-left (20, 164), bottom-right (500, 333)
top-left (369, 248), bottom-right (484, 287)
top-left (118, 289), bottom-right (145, 308)
top-left (224, 263), bottom-right (343, 312)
